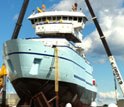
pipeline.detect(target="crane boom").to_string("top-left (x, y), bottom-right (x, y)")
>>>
top-left (84, 0), bottom-right (124, 96)
top-left (11, 0), bottom-right (30, 39)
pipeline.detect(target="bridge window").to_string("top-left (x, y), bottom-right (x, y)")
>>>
top-left (83, 18), bottom-right (87, 24)
top-left (47, 17), bottom-right (51, 21)
top-left (53, 16), bottom-right (56, 20)
top-left (42, 17), bottom-right (46, 21)
top-left (57, 16), bottom-right (61, 20)
top-left (35, 18), bottom-right (38, 22)
top-left (63, 16), bottom-right (67, 20)
top-left (78, 17), bottom-right (82, 22)
top-left (74, 17), bottom-right (77, 21)
top-left (39, 18), bottom-right (41, 22)
top-left (31, 19), bottom-right (34, 24)
top-left (69, 17), bottom-right (72, 21)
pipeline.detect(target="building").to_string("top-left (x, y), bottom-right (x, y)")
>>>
top-left (0, 93), bottom-right (19, 106)
top-left (117, 99), bottom-right (124, 107)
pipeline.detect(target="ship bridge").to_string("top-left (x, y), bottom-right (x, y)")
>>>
top-left (28, 11), bottom-right (88, 43)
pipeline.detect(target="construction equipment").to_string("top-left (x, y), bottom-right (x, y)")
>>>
top-left (0, 64), bottom-right (7, 106)
top-left (85, 0), bottom-right (124, 96)
top-left (0, 0), bottom-right (30, 90)
top-left (37, 4), bottom-right (46, 13)
top-left (0, 0), bottom-right (30, 106)
top-left (0, 64), bottom-right (7, 89)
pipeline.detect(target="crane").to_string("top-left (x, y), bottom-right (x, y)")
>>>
top-left (11, 0), bottom-right (30, 39)
top-left (1, 0), bottom-right (59, 106)
top-left (84, 0), bottom-right (124, 96)
top-left (0, 0), bottom-right (30, 106)
top-left (0, 64), bottom-right (7, 106)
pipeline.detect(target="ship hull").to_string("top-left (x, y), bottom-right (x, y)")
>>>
top-left (12, 78), bottom-right (96, 107)
top-left (3, 39), bottom-right (97, 106)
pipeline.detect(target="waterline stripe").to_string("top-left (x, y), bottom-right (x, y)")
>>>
top-left (8, 52), bottom-right (92, 76)
top-left (74, 75), bottom-right (93, 86)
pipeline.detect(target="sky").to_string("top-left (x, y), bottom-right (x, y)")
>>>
top-left (0, 0), bottom-right (124, 106)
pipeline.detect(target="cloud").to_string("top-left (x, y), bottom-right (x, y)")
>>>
top-left (78, 7), bottom-right (124, 63)
top-left (51, 0), bottom-right (123, 12)
top-left (52, 0), bottom-right (73, 11)
top-left (92, 58), bottom-right (107, 64)
top-left (98, 91), bottom-right (120, 99)
top-left (95, 91), bottom-right (120, 106)
top-left (13, 14), bottom-right (19, 20)
top-left (82, 8), bottom-right (124, 59)
top-left (87, 0), bottom-right (123, 12)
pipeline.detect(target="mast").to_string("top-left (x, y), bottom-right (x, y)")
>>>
top-left (84, 0), bottom-right (124, 96)
top-left (11, 0), bottom-right (30, 39)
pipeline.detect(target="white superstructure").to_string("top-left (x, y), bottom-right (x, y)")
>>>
top-left (28, 11), bottom-right (87, 43)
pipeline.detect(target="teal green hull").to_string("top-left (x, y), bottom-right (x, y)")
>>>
top-left (3, 39), bottom-right (97, 106)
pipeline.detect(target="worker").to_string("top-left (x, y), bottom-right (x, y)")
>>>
top-left (65, 103), bottom-right (72, 107)
top-left (90, 101), bottom-right (97, 107)
top-left (33, 10), bottom-right (35, 15)
top-left (108, 103), bottom-right (118, 107)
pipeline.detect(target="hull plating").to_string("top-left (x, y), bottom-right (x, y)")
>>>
top-left (12, 78), bottom-right (96, 106)
top-left (3, 39), bottom-right (97, 106)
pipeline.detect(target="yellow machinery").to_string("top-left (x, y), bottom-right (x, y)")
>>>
top-left (0, 64), bottom-right (7, 106)
top-left (0, 64), bottom-right (7, 90)
top-left (37, 4), bottom-right (45, 13)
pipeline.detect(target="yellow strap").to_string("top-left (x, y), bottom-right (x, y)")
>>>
top-left (55, 46), bottom-right (59, 92)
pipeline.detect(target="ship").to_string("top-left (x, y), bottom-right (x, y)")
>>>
top-left (3, 3), bottom-right (97, 107)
